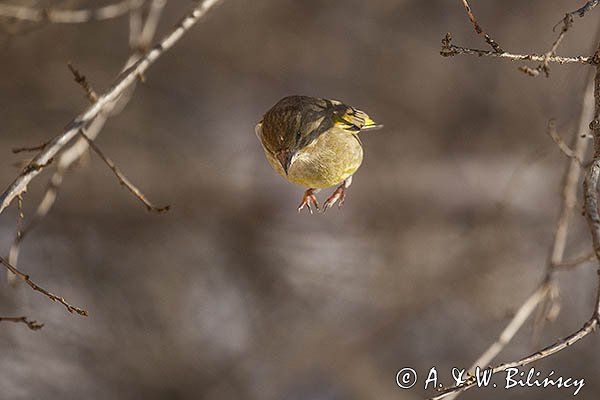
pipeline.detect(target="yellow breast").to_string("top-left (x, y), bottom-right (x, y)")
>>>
top-left (262, 128), bottom-right (363, 189)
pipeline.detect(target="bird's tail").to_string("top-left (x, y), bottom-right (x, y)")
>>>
top-left (360, 114), bottom-right (383, 131)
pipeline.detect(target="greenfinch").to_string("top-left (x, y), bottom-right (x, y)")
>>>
top-left (256, 95), bottom-right (380, 213)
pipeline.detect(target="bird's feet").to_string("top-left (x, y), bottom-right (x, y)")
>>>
top-left (298, 188), bottom-right (320, 214)
top-left (323, 185), bottom-right (346, 211)
top-left (323, 176), bottom-right (353, 212)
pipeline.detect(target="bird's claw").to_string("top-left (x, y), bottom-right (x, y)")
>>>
top-left (298, 189), bottom-right (320, 214)
top-left (323, 186), bottom-right (346, 212)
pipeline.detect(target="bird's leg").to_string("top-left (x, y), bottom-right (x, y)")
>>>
top-left (298, 188), bottom-right (320, 214)
top-left (323, 176), bottom-right (353, 212)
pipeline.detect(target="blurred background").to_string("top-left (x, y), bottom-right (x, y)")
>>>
top-left (1, 0), bottom-right (599, 399)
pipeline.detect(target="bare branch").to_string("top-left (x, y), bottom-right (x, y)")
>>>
top-left (431, 318), bottom-right (599, 399)
top-left (438, 9), bottom-right (600, 399)
top-left (66, 55), bottom-right (167, 211)
top-left (522, 1), bottom-right (600, 77)
top-left (6, 0), bottom-right (169, 280)
top-left (7, 193), bottom-right (26, 283)
top-left (6, 0), bottom-right (168, 282)
top-left (441, 33), bottom-right (592, 65)
top-left (460, 0), bottom-right (502, 52)
top-left (67, 63), bottom-right (98, 103)
top-left (7, 172), bottom-right (62, 284)
top-left (465, 284), bottom-right (550, 372)
top-left (12, 138), bottom-right (51, 154)
top-left (530, 81), bottom-right (598, 340)
top-left (553, 252), bottom-right (596, 269)
top-left (0, 0), bottom-right (143, 24)
top-left (0, 316), bottom-right (44, 331)
top-left (0, 256), bottom-right (87, 316)
top-left (583, 45), bottom-right (600, 318)
top-left (521, 14), bottom-right (574, 77)
top-left (16, 194), bottom-right (24, 241)
top-left (138, 0), bottom-right (167, 50)
top-left (129, 1), bottom-right (143, 48)
top-left (548, 69), bottom-right (597, 270)
top-left (451, 68), bottom-right (597, 398)
top-left (546, 119), bottom-right (583, 164)
top-left (571, 0), bottom-right (600, 18)
top-left (0, 0), bottom-right (224, 216)
top-left (79, 130), bottom-right (169, 213)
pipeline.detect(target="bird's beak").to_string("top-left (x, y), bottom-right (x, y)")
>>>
top-left (276, 150), bottom-right (294, 175)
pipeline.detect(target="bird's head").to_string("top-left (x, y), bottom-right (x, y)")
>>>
top-left (256, 96), bottom-right (331, 174)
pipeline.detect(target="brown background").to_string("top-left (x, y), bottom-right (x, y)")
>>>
top-left (0, 1), bottom-right (599, 399)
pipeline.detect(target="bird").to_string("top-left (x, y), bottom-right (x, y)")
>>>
top-left (255, 95), bottom-right (381, 213)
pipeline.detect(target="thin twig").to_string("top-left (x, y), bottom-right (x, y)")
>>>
top-left (431, 318), bottom-right (599, 399)
top-left (0, 316), bottom-right (43, 331)
top-left (545, 65), bottom-right (597, 274)
top-left (0, 0), bottom-right (142, 24)
top-left (571, 0), bottom-right (600, 18)
top-left (521, 14), bottom-right (574, 77)
top-left (7, 193), bottom-right (26, 284)
top-left (138, 0), bottom-right (167, 50)
top-left (79, 130), bottom-right (169, 213)
top-left (7, 173), bottom-right (62, 275)
top-left (12, 139), bottom-right (51, 154)
top-left (550, 14), bottom-right (573, 50)
top-left (0, 0), bottom-right (224, 216)
top-left (6, 0), bottom-right (169, 279)
top-left (441, 33), bottom-right (592, 65)
top-left (521, 1), bottom-right (600, 77)
top-left (129, 1), bottom-right (143, 48)
top-left (67, 63), bottom-right (98, 103)
top-left (529, 280), bottom-right (560, 349)
top-left (460, 0), bottom-right (502, 53)
top-left (447, 67), bottom-right (597, 400)
top-left (16, 194), bottom-right (24, 241)
top-left (0, 256), bottom-right (87, 316)
top-left (67, 46), bottom-right (167, 212)
top-left (437, 11), bottom-right (600, 400)
top-left (583, 41), bottom-right (600, 318)
top-left (553, 252), bottom-right (596, 269)
top-left (465, 284), bottom-right (550, 372)
top-left (546, 119), bottom-right (583, 165)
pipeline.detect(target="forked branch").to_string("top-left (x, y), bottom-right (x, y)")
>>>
top-left (0, 256), bottom-right (87, 316)
top-left (5, 0), bottom-right (170, 287)
top-left (0, 316), bottom-right (44, 331)
top-left (434, 2), bottom-right (600, 399)
top-left (0, 0), bottom-right (223, 216)
top-left (441, 33), bottom-right (593, 65)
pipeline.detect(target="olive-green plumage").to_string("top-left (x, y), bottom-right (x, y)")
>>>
top-left (256, 95), bottom-right (379, 189)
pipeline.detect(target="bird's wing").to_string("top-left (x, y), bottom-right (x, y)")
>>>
top-left (329, 100), bottom-right (382, 133)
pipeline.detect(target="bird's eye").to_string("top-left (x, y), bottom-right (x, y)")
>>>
top-left (295, 130), bottom-right (302, 142)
